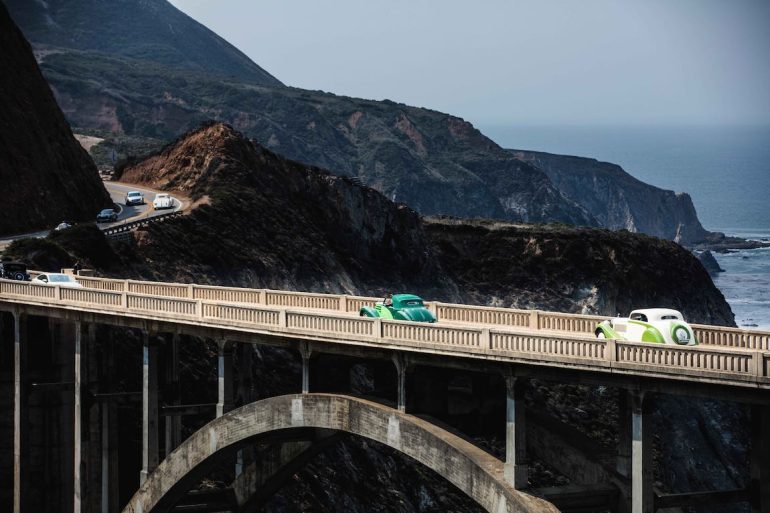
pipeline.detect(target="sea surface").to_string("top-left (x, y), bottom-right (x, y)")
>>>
top-left (480, 125), bottom-right (770, 329)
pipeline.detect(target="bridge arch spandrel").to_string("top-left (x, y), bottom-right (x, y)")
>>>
top-left (122, 394), bottom-right (558, 513)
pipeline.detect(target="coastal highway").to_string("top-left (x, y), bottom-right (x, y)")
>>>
top-left (0, 182), bottom-right (187, 250)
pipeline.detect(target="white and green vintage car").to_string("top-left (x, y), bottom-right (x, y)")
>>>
top-left (595, 308), bottom-right (697, 345)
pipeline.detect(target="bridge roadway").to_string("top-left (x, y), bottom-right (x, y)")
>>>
top-left (2, 275), bottom-right (770, 513)
top-left (4, 274), bottom-right (770, 395)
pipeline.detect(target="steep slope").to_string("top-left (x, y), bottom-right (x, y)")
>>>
top-left (116, 122), bottom-right (460, 296)
top-left (512, 150), bottom-right (711, 245)
top-left (3, 0), bottom-right (281, 85)
top-left (0, 2), bottom-right (110, 235)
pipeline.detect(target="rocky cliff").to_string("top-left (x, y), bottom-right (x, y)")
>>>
top-left (512, 150), bottom-right (713, 245)
top-left (0, 2), bottom-right (111, 236)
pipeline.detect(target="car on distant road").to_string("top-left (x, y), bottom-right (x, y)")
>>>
top-left (96, 208), bottom-right (118, 223)
top-left (595, 308), bottom-right (697, 345)
top-left (0, 261), bottom-right (30, 281)
top-left (152, 193), bottom-right (174, 210)
top-left (125, 191), bottom-right (144, 206)
top-left (32, 273), bottom-right (83, 288)
top-left (359, 294), bottom-right (437, 322)
top-left (54, 221), bottom-right (73, 231)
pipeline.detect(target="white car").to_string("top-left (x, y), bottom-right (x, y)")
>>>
top-left (32, 273), bottom-right (84, 288)
top-left (595, 308), bottom-right (697, 346)
top-left (125, 191), bottom-right (144, 206)
top-left (152, 193), bottom-right (174, 210)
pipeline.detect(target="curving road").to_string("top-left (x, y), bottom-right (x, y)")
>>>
top-left (0, 182), bottom-right (187, 250)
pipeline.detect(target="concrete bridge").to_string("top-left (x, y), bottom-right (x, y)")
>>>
top-left (1, 275), bottom-right (768, 513)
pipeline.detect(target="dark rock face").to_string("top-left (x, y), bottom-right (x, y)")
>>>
top-left (424, 217), bottom-right (734, 326)
top-left (512, 150), bottom-right (713, 245)
top-left (0, 2), bottom-right (111, 236)
top-left (2, 0), bottom-right (281, 85)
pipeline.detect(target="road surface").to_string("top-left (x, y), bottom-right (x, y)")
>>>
top-left (0, 182), bottom-right (187, 250)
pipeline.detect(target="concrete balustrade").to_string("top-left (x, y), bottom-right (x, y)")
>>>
top-left (44, 273), bottom-right (769, 354)
top-left (2, 278), bottom-right (769, 391)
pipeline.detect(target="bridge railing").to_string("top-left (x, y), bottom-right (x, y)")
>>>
top-left (27, 273), bottom-right (770, 352)
top-left (1, 278), bottom-right (768, 387)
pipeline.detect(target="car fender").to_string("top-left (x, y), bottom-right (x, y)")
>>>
top-left (595, 321), bottom-right (623, 339)
top-left (359, 306), bottom-right (379, 318)
top-left (398, 308), bottom-right (437, 323)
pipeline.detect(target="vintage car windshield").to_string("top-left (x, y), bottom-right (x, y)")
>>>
top-left (100, 209), bottom-right (114, 215)
top-left (403, 300), bottom-right (423, 307)
top-left (630, 313), bottom-right (648, 322)
top-left (128, 192), bottom-right (142, 198)
top-left (661, 315), bottom-right (680, 320)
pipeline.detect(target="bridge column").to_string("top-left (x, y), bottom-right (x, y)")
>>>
top-left (617, 389), bottom-right (632, 478)
top-left (13, 310), bottom-right (28, 513)
top-left (751, 404), bottom-right (770, 513)
top-left (140, 332), bottom-right (159, 484)
top-left (630, 391), bottom-right (654, 513)
top-left (73, 322), bottom-right (84, 513)
top-left (300, 342), bottom-right (311, 394)
top-left (216, 339), bottom-right (234, 417)
top-left (164, 333), bottom-right (182, 453)
top-left (392, 353), bottom-right (408, 413)
top-left (101, 329), bottom-right (120, 513)
top-left (504, 375), bottom-right (528, 489)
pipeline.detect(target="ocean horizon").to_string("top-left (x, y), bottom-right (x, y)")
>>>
top-left (481, 124), bottom-right (770, 329)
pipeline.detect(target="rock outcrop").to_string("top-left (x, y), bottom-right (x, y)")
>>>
top-left (0, 2), bottom-right (110, 236)
top-left (512, 150), bottom-right (713, 245)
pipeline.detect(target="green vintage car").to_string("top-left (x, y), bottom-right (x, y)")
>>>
top-left (359, 294), bottom-right (437, 323)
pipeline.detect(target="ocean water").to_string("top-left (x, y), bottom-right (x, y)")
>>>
top-left (480, 125), bottom-right (770, 329)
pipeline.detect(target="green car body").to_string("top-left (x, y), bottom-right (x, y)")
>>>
top-left (359, 294), bottom-right (437, 323)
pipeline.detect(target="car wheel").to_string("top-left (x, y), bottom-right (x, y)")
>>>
top-left (13, 272), bottom-right (24, 281)
top-left (596, 331), bottom-right (606, 339)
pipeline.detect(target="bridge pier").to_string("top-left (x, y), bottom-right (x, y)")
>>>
top-left (100, 329), bottom-right (120, 513)
top-left (751, 404), bottom-right (770, 513)
top-left (617, 390), bottom-right (632, 479)
top-left (73, 322), bottom-right (85, 513)
top-left (13, 310), bottom-right (28, 513)
top-left (392, 353), bottom-right (408, 413)
top-left (504, 375), bottom-right (528, 490)
top-left (300, 342), bottom-right (311, 394)
top-left (216, 339), bottom-right (234, 418)
top-left (140, 331), bottom-right (159, 485)
top-left (630, 391), bottom-right (653, 513)
top-left (164, 333), bottom-right (182, 454)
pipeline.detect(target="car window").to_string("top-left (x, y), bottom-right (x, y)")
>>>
top-left (661, 315), bottom-right (680, 320)
top-left (404, 300), bottom-right (423, 306)
top-left (630, 313), bottom-right (648, 322)
top-left (49, 275), bottom-right (73, 283)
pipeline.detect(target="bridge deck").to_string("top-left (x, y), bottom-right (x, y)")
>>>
top-left (2, 278), bottom-right (769, 393)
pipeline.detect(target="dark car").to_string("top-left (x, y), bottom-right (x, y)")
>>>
top-left (96, 208), bottom-right (118, 223)
top-left (0, 261), bottom-right (30, 281)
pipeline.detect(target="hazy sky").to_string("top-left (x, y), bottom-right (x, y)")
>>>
top-left (169, 0), bottom-right (770, 126)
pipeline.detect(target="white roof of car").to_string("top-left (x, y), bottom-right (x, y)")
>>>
top-left (629, 308), bottom-right (683, 320)
top-left (155, 193), bottom-right (169, 198)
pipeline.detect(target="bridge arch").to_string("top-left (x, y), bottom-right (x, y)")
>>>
top-left (122, 394), bottom-right (558, 513)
